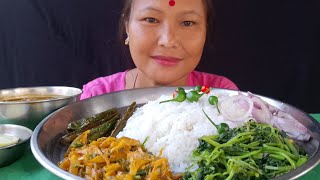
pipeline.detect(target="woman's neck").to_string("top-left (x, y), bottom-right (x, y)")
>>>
top-left (125, 68), bottom-right (189, 89)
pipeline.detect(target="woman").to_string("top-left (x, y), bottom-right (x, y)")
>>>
top-left (81, 0), bottom-right (238, 99)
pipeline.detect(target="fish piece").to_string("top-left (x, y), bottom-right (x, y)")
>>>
top-left (250, 94), bottom-right (310, 141)
top-left (271, 116), bottom-right (310, 141)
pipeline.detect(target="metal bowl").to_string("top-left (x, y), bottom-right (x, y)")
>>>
top-left (0, 86), bottom-right (82, 130)
top-left (30, 87), bottom-right (320, 180)
top-left (0, 124), bottom-right (33, 167)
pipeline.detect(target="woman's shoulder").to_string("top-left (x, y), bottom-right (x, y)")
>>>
top-left (80, 71), bottom-right (127, 99)
top-left (189, 71), bottom-right (238, 90)
top-left (85, 71), bottom-right (126, 87)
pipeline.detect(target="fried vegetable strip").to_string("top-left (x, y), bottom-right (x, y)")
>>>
top-left (61, 102), bottom-right (137, 145)
top-left (67, 108), bottom-right (118, 132)
top-left (60, 111), bottom-right (120, 144)
top-left (87, 114), bottom-right (119, 143)
top-left (110, 102), bottom-right (137, 137)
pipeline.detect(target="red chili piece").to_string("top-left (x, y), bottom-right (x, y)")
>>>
top-left (201, 85), bottom-right (210, 94)
top-left (173, 91), bottom-right (177, 98)
top-left (169, 0), bottom-right (175, 6)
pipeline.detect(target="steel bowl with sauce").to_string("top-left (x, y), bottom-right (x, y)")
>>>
top-left (0, 124), bottom-right (33, 167)
top-left (0, 86), bottom-right (82, 130)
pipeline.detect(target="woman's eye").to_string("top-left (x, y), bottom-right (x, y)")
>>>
top-left (182, 21), bottom-right (195, 27)
top-left (145, 18), bottom-right (158, 23)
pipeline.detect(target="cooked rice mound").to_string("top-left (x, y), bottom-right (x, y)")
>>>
top-left (117, 92), bottom-right (248, 173)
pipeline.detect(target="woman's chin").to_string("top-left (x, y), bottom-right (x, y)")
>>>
top-left (153, 76), bottom-right (187, 87)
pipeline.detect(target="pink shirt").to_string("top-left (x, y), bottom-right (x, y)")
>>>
top-left (80, 70), bottom-right (238, 100)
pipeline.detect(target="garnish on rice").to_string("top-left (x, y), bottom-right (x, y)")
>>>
top-left (160, 86), bottom-right (211, 104)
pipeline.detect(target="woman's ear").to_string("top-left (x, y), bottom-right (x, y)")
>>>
top-left (125, 21), bottom-right (129, 35)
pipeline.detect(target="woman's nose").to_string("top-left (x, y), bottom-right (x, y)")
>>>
top-left (157, 24), bottom-right (179, 48)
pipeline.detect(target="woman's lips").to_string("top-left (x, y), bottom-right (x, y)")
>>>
top-left (151, 56), bottom-right (182, 66)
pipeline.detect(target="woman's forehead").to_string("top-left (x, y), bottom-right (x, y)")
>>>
top-left (131, 0), bottom-right (206, 16)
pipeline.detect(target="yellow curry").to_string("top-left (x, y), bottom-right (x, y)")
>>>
top-left (59, 130), bottom-right (177, 180)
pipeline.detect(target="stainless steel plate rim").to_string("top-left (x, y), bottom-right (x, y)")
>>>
top-left (31, 109), bottom-right (84, 180)
top-left (31, 87), bottom-right (320, 180)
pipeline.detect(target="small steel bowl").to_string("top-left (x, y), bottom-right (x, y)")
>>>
top-left (0, 86), bottom-right (82, 130)
top-left (0, 124), bottom-right (33, 167)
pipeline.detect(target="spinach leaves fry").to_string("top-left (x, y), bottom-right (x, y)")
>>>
top-left (183, 121), bottom-right (308, 180)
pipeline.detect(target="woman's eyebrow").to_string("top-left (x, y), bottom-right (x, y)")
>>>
top-left (140, 6), bottom-right (163, 14)
top-left (179, 10), bottom-right (203, 17)
top-left (139, 7), bottom-right (203, 18)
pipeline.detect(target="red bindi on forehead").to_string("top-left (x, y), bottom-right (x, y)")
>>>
top-left (169, 0), bottom-right (175, 6)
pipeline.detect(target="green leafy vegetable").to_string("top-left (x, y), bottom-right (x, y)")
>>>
top-left (183, 121), bottom-right (308, 180)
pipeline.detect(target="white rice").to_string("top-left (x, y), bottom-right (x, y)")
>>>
top-left (117, 91), bottom-right (248, 173)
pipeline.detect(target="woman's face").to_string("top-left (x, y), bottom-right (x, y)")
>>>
top-left (126, 0), bottom-right (207, 85)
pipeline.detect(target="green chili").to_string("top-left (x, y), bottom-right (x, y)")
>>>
top-left (202, 109), bottom-right (229, 134)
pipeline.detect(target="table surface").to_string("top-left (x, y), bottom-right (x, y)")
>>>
top-left (1, 114), bottom-right (320, 180)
